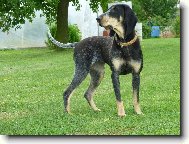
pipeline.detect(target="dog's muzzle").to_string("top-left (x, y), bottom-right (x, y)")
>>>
top-left (96, 16), bottom-right (102, 26)
top-left (96, 15), bottom-right (112, 30)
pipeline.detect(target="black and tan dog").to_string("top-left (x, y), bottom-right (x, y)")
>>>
top-left (48, 4), bottom-right (143, 117)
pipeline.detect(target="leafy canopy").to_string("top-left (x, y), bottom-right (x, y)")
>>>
top-left (0, 0), bottom-right (105, 32)
top-left (0, 0), bottom-right (178, 32)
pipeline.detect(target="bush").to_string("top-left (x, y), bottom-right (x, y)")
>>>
top-left (46, 24), bottom-right (81, 49)
top-left (68, 24), bottom-right (81, 43)
top-left (171, 16), bottom-right (180, 38)
top-left (142, 23), bottom-right (151, 39)
top-left (142, 15), bottom-right (168, 39)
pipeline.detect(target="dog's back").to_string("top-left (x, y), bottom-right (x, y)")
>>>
top-left (74, 36), bottom-right (113, 66)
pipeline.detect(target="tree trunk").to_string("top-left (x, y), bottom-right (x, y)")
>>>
top-left (55, 0), bottom-right (69, 43)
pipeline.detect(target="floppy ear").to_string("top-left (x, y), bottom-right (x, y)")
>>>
top-left (109, 29), bottom-right (115, 37)
top-left (123, 5), bottom-right (138, 38)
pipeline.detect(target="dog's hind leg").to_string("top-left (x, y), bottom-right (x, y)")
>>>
top-left (63, 67), bottom-right (88, 114)
top-left (132, 72), bottom-right (143, 115)
top-left (84, 62), bottom-right (105, 111)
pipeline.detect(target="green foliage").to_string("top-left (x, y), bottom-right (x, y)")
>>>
top-left (0, 0), bottom-right (104, 32)
top-left (46, 24), bottom-right (81, 49)
top-left (68, 24), bottom-right (81, 43)
top-left (89, 0), bottom-right (114, 12)
top-left (0, 0), bottom-right (36, 32)
top-left (142, 22), bottom-right (151, 39)
top-left (150, 16), bottom-right (167, 27)
top-left (0, 38), bottom-right (180, 135)
top-left (0, 0), bottom-right (58, 32)
top-left (109, 0), bottom-right (178, 24)
top-left (99, 0), bottom-right (115, 12)
top-left (136, 0), bottom-right (178, 21)
top-left (142, 14), bottom-right (178, 39)
top-left (171, 16), bottom-right (180, 38)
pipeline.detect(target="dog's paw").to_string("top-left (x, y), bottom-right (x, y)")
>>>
top-left (118, 108), bottom-right (126, 117)
top-left (118, 113), bottom-right (126, 117)
top-left (64, 109), bottom-right (72, 115)
top-left (117, 101), bottom-right (126, 117)
top-left (135, 111), bottom-right (144, 115)
top-left (95, 108), bottom-right (101, 112)
top-left (93, 108), bottom-right (101, 112)
top-left (134, 105), bottom-right (144, 115)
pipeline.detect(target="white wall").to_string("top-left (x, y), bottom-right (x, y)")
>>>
top-left (68, 0), bottom-right (104, 39)
top-left (0, 11), bottom-right (47, 49)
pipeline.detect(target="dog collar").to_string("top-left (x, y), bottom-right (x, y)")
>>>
top-left (114, 34), bottom-right (138, 48)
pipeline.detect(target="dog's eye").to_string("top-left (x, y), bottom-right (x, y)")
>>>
top-left (112, 6), bottom-right (117, 11)
top-left (110, 6), bottom-right (117, 12)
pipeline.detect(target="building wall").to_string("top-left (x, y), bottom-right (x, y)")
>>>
top-left (0, 11), bottom-right (47, 49)
top-left (68, 0), bottom-right (104, 39)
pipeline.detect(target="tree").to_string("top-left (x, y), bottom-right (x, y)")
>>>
top-left (0, 1), bottom-right (57, 35)
top-left (105, 0), bottom-right (178, 23)
top-left (56, 0), bottom-right (69, 43)
top-left (0, 0), bottom-right (106, 43)
top-left (137, 0), bottom-right (178, 21)
top-left (0, 0), bottom-right (66, 42)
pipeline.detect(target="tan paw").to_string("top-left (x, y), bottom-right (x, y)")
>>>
top-left (118, 113), bottom-right (126, 117)
top-left (117, 101), bottom-right (126, 117)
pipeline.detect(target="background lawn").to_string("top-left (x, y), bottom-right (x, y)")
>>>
top-left (0, 38), bottom-right (180, 135)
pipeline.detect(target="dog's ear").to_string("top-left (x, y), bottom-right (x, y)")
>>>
top-left (109, 29), bottom-right (115, 37)
top-left (123, 5), bottom-right (138, 38)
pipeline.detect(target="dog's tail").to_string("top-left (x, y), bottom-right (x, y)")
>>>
top-left (47, 28), bottom-right (78, 48)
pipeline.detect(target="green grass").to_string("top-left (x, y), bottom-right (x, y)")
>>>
top-left (0, 38), bottom-right (180, 135)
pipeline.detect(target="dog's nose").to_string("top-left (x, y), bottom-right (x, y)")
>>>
top-left (96, 17), bottom-right (100, 22)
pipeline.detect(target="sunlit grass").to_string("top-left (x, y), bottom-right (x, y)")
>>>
top-left (0, 38), bottom-right (180, 135)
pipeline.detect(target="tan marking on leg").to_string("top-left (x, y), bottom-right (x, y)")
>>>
top-left (112, 58), bottom-right (126, 71)
top-left (66, 90), bottom-right (75, 114)
top-left (86, 87), bottom-right (101, 111)
top-left (89, 99), bottom-right (101, 111)
top-left (133, 90), bottom-right (143, 115)
top-left (92, 63), bottom-right (105, 74)
top-left (128, 59), bottom-right (141, 73)
top-left (116, 101), bottom-right (126, 117)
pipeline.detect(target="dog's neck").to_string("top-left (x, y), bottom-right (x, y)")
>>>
top-left (113, 23), bottom-right (136, 42)
top-left (125, 31), bottom-right (136, 42)
top-left (115, 30), bottom-right (136, 43)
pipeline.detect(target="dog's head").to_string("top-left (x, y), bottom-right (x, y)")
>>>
top-left (96, 4), bottom-right (137, 39)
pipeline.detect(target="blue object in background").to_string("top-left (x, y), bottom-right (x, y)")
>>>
top-left (151, 26), bottom-right (160, 37)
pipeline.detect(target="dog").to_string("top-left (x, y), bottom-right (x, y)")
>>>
top-left (48, 4), bottom-right (143, 117)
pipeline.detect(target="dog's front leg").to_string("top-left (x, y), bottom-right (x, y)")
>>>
top-left (111, 71), bottom-right (126, 117)
top-left (132, 72), bottom-right (143, 115)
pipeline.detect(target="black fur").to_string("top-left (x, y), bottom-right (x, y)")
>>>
top-left (63, 4), bottom-right (143, 116)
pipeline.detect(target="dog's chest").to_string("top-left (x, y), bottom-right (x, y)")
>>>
top-left (112, 58), bottom-right (126, 71)
top-left (111, 57), bottom-right (141, 74)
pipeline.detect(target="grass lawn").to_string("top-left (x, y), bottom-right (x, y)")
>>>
top-left (0, 38), bottom-right (180, 135)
